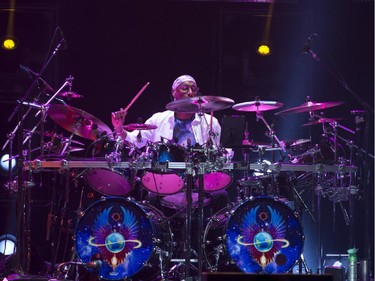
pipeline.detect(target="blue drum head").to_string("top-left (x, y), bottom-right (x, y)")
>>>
top-left (226, 197), bottom-right (304, 273)
top-left (75, 198), bottom-right (157, 280)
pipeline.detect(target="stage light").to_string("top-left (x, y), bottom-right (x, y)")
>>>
top-left (0, 234), bottom-right (16, 256)
top-left (256, 42), bottom-right (271, 56)
top-left (0, 154), bottom-right (16, 176)
top-left (1, 35), bottom-right (18, 51)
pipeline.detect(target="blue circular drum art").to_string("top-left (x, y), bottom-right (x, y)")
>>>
top-left (75, 197), bottom-right (171, 280)
top-left (204, 197), bottom-right (304, 273)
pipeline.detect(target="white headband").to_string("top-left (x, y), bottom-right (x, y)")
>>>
top-left (171, 75), bottom-right (196, 91)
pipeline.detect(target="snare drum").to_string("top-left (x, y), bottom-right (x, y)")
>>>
top-left (75, 197), bottom-right (172, 280)
top-left (141, 141), bottom-right (187, 195)
top-left (204, 197), bottom-right (304, 273)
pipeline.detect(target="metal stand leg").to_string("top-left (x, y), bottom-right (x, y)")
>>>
top-left (184, 164), bottom-right (193, 281)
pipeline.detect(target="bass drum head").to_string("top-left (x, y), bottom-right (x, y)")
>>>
top-left (204, 197), bottom-right (304, 274)
top-left (226, 197), bottom-right (304, 273)
top-left (75, 197), bottom-right (172, 280)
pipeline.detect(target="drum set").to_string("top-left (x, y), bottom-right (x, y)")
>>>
top-left (5, 81), bottom-right (360, 281)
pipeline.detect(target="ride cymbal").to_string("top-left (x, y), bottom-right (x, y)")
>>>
top-left (275, 101), bottom-right (344, 115)
top-left (233, 100), bottom-right (284, 112)
top-left (166, 96), bottom-right (234, 113)
top-left (47, 104), bottom-right (111, 140)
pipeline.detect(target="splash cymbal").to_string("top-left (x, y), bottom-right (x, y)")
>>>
top-left (166, 96), bottom-right (234, 113)
top-left (275, 101), bottom-right (344, 115)
top-left (47, 104), bottom-right (111, 140)
top-left (58, 91), bottom-right (84, 98)
top-left (123, 123), bottom-right (158, 131)
top-left (233, 100), bottom-right (284, 112)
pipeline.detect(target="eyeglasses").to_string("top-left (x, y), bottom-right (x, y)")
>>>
top-left (178, 85), bottom-right (199, 94)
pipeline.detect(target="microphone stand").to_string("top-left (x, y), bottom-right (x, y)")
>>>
top-left (5, 35), bottom-right (67, 277)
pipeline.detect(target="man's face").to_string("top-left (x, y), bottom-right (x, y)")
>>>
top-left (172, 81), bottom-right (199, 100)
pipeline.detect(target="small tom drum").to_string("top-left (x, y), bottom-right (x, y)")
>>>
top-left (141, 141), bottom-right (187, 195)
top-left (86, 139), bottom-right (138, 196)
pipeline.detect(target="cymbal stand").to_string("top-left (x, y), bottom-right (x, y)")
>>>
top-left (184, 162), bottom-right (194, 281)
top-left (255, 110), bottom-right (285, 196)
top-left (196, 162), bottom-right (205, 281)
top-left (255, 110), bottom-right (285, 156)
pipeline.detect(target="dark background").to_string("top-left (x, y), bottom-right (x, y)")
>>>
top-left (0, 0), bottom-right (373, 277)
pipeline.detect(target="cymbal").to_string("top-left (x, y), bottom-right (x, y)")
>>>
top-left (166, 96), bottom-right (234, 113)
top-left (23, 129), bottom-right (85, 146)
top-left (58, 91), bottom-right (83, 99)
top-left (123, 123), bottom-right (158, 131)
top-left (275, 101), bottom-right (344, 115)
top-left (47, 104), bottom-right (111, 140)
top-left (233, 100), bottom-right (284, 112)
top-left (302, 117), bottom-right (343, 127)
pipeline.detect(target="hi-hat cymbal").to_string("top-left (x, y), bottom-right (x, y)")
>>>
top-left (123, 123), bottom-right (158, 131)
top-left (47, 104), bottom-right (111, 140)
top-left (233, 100), bottom-right (284, 112)
top-left (166, 96), bottom-right (234, 113)
top-left (275, 101), bottom-right (344, 115)
top-left (302, 117), bottom-right (343, 127)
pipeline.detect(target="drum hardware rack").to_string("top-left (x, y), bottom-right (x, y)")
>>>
top-left (20, 157), bottom-right (358, 280)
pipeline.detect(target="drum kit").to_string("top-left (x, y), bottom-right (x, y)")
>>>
top-left (5, 81), bottom-right (360, 281)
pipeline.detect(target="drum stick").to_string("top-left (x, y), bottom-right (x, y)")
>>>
top-left (124, 82), bottom-right (150, 112)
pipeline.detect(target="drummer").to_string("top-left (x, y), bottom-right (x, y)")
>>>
top-left (112, 74), bottom-right (221, 149)
top-left (111, 74), bottom-right (228, 211)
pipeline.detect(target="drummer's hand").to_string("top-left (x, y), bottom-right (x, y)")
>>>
top-left (111, 108), bottom-right (127, 133)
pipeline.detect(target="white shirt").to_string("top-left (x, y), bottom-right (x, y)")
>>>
top-left (125, 110), bottom-right (221, 148)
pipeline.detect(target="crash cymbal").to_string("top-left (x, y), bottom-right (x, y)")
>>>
top-left (166, 96), bottom-right (234, 113)
top-left (123, 123), bottom-right (158, 131)
top-left (302, 117), bottom-right (343, 127)
top-left (233, 100), bottom-right (284, 112)
top-left (275, 101), bottom-right (344, 115)
top-left (47, 104), bottom-right (111, 140)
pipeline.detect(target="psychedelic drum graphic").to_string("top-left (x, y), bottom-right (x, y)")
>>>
top-left (204, 197), bottom-right (304, 273)
top-left (75, 197), bottom-right (171, 280)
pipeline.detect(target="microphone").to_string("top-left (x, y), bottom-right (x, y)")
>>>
top-left (52, 28), bottom-right (68, 55)
top-left (301, 33), bottom-right (318, 54)
top-left (71, 260), bottom-right (102, 269)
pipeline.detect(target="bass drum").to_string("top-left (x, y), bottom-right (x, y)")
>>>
top-left (204, 197), bottom-right (304, 273)
top-left (75, 197), bottom-right (172, 280)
